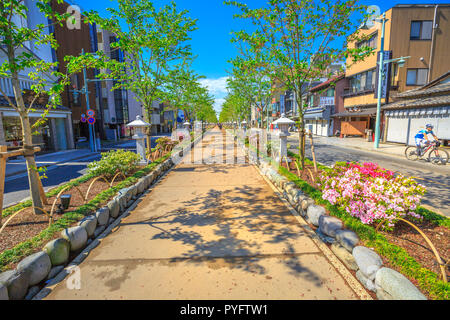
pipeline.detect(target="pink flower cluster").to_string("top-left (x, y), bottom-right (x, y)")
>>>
top-left (319, 162), bottom-right (426, 227)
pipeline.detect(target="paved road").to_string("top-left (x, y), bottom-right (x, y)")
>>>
top-left (3, 135), bottom-right (170, 208)
top-left (3, 154), bottom-right (102, 208)
top-left (41, 128), bottom-right (369, 300)
top-left (287, 136), bottom-right (450, 217)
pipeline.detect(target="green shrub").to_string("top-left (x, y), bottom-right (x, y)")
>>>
top-left (87, 149), bottom-right (141, 179)
top-left (155, 137), bottom-right (178, 151)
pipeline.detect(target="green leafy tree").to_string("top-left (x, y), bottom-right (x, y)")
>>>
top-left (86, 0), bottom-right (197, 153)
top-left (227, 42), bottom-right (273, 128)
top-left (165, 61), bottom-right (204, 124)
top-left (225, 0), bottom-right (372, 167)
top-left (0, 0), bottom-right (83, 216)
top-left (219, 91), bottom-right (249, 124)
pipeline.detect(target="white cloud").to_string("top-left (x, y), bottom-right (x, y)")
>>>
top-left (199, 77), bottom-right (229, 96)
top-left (213, 98), bottom-right (225, 113)
top-left (199, 76), bottom-right (229, 115)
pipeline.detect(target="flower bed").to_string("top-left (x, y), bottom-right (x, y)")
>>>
top-left (319, 162), bottom-right (426, 228)
top-left (279, 154), bottom-right (449, 300)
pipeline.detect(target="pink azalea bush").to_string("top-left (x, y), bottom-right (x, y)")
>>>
top-left (318, 162), bottom-right (426, 228)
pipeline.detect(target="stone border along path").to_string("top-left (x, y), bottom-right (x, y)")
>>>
top-left (245, 132), bottom-right (428, 300)
top-left (31, 127), bottom-right (375, 300)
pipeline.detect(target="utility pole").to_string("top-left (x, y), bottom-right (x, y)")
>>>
top-left (374, 13), bottom-right (387, 149)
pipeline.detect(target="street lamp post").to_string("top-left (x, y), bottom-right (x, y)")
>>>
top-left (374, 14), bottom-right (410, 149)
top-left (374, 13), bottom-right (387, 150)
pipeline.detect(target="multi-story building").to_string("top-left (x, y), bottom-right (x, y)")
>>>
top-left (268, 62), bottom-right (342, 131)
top-left (0, 0), bottom-right (74, 152)
top-left (51, 0), bottom-right (100, 145)
top-left (304, 74), bottom-right (347, 137)
top-left (97, 29), bottom-right (174, 139)
top-left (97, 27), bottom-right (133, 140)
top-left (339, 4), bottom-right (450, 141)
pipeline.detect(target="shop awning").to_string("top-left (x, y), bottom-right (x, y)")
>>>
top-left (304, 105), bottom-right (332, 120)
top-left (332, 107), bottom-right (377, 118)
top-left (304, 107), bottom-right (325, 119)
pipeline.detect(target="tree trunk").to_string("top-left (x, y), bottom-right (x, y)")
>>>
top-left (295, 92), bottom-right (306, 169)
top-left (143, 104), bottom-right (152, 158)
top-left (7, 37), bottom-right (44, 215)
top-left (17, 110), bottom-right (43, 214)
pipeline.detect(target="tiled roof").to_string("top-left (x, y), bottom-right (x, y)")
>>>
top-left (382, 95), bottom-right (450, 110)
top-left (393, 81), bottom-right (450, 99)
top-left (384, 71), bottom-right (450, 110)
top-left (310, 74), bottom-right (345, 92)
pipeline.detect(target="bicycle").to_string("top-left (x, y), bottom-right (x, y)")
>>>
top-left (405, 140), bottom-right (449, 165)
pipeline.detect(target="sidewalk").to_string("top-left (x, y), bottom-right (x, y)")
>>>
top-left (42, 128), bottom-right (369, 300)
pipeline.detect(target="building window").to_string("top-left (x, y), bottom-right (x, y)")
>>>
top-left (357, 32), bottom-right (378, 49)
top-left (410, 21), bottom-right (433, 40)
top-left (349, 69), bottom-right (376, 93)
top-left (391, 63), bottom-right (399, 86)
top-left (326, 88), bottom-right (335, 97)
top-left (406, 69), bottom-right (428, 86)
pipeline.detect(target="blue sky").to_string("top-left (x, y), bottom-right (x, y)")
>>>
top-left (73, 0), bottom-right (447, 113)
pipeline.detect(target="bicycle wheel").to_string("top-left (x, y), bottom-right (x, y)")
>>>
top-left (428, 147), bottom-right (449, 165)
top-left (405, 146), bottom-right (419, 161)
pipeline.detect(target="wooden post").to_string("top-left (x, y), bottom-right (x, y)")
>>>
top-left (0, 146), bottom-right (7, 227)
top-left (37, 175), bottom-right (48, 205)
top-left (309, 133), bottom-right (318, 173)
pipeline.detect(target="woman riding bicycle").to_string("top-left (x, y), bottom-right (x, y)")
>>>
top-left (415, 124), bottom-right (438, 156)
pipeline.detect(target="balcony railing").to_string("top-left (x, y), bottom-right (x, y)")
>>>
top-left (342, 85), bottom-right (375, 98)
top-left (319, 96), bottom-right (334, 106)
top-left (342, 81), bottom-right (400, 98)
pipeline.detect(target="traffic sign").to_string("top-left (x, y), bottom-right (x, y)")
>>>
top-left (87, 109), bottom-right (95, 117)
top-left (81, 114), bottom-right (86, 123)
top-left (87, 116), bottom-right (96, 124)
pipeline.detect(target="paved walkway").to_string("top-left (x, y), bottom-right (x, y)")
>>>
top-left (42, 128), bottom-right (368, 300)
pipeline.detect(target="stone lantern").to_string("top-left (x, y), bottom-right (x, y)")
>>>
top-left (183, 121), bottom-right (191, 131)
top-left (126, 115), bottom-right (150, 165)
top-left (272, 113), bottom-right (295, 163)
top-left (241, 120), bottom-right (247, 132)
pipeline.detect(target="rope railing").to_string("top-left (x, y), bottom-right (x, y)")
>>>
top-left (0, 206), bottom-right (51, 236)
top-left (376, 217), bottom-right (447, 283)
